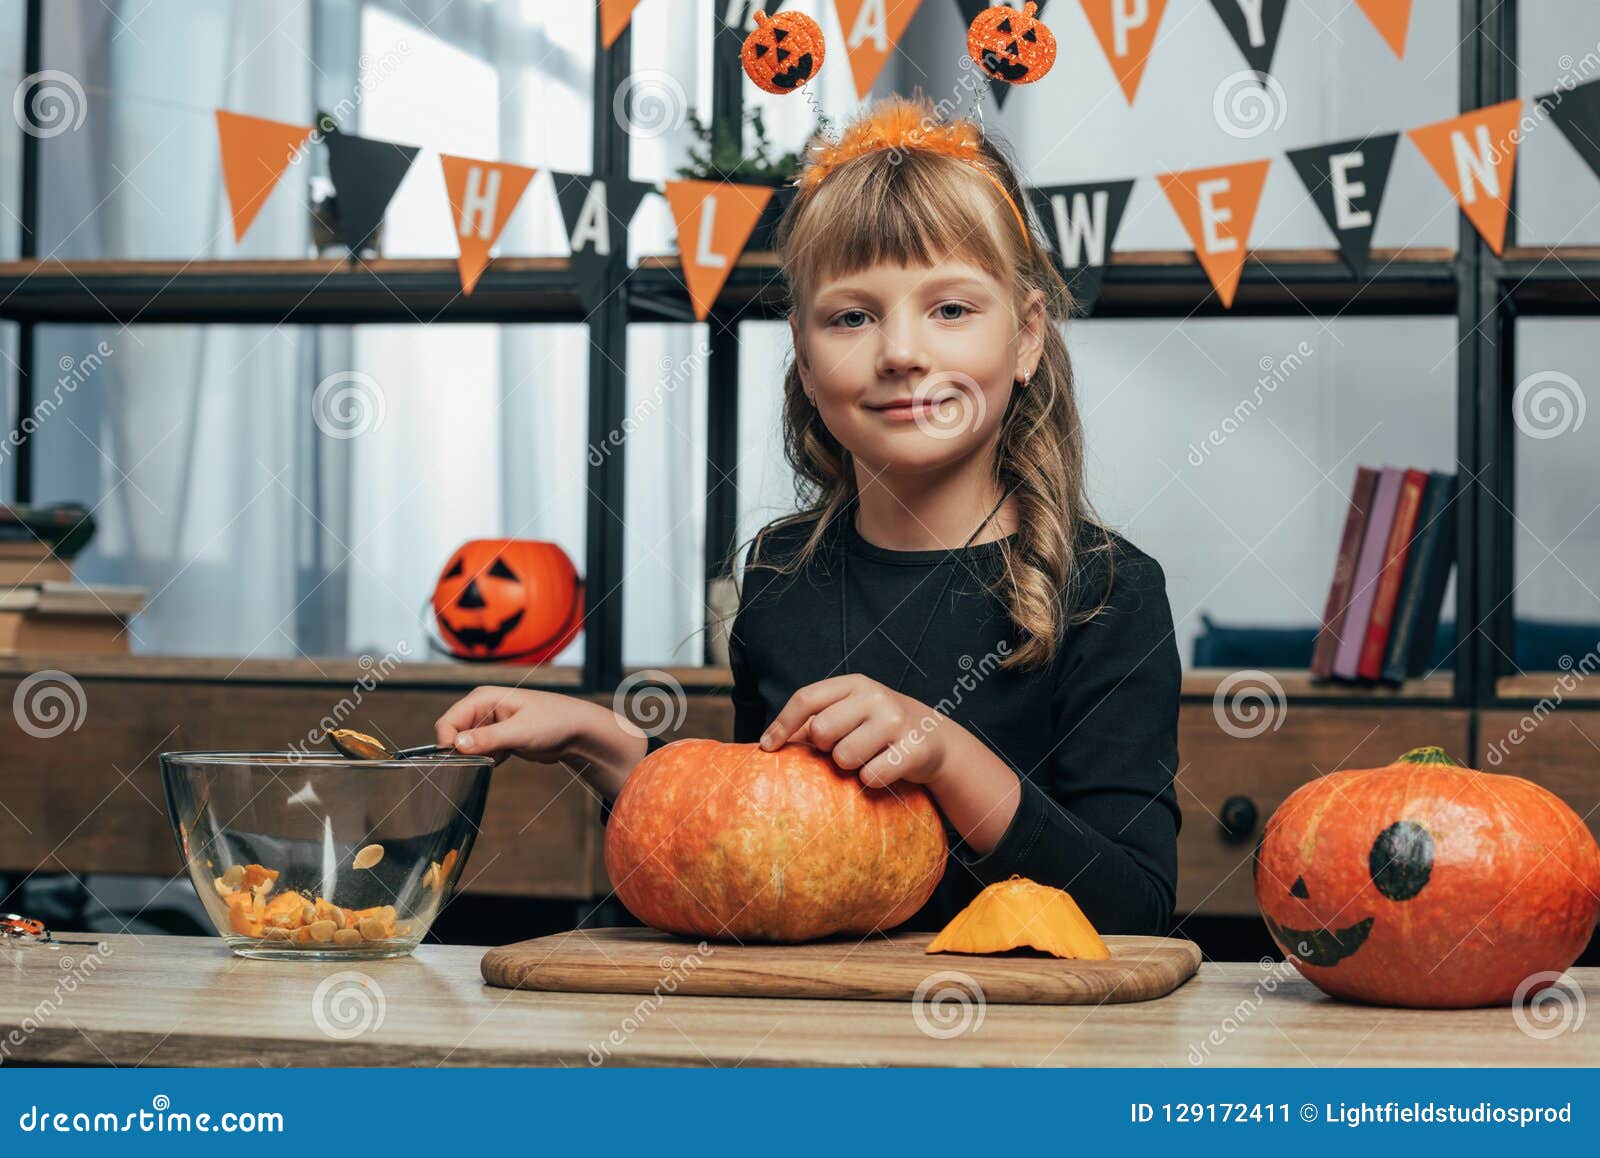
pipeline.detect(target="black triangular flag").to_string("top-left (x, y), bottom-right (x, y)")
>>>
top-left (1207, 0), bottom-right (1290, 79)
top-left (954, 0), bottom-right (1048, 111)
top-left (323, 126), bottom-right (419, 255)
top-left (552, 172), bottom-right (655, 314)
top-left (1026, 179), bottom-right (1134, 316)
top-left (1285, 132), bottom-right (1398, 277)
top-left (1536, 77), bottom-right (1600, 187)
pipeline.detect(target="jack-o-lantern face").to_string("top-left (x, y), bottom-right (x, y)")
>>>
top-left (1254, 746), bottom-right (1600, 1008)
top-left (742, 8), bottom-right (826, 94)
top-left (431, 539), bottom-right (584, 664)
top-left (1258, 820), bottom-right (1433, 968)
top-left (966, 2), bottom-right (1057, 85)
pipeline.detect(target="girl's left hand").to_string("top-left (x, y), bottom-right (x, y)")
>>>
top-left (759, 674), bottom-right (948, 787)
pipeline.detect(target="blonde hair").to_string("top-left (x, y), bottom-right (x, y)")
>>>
top-left (731, 94), bottom-right (1115, 672)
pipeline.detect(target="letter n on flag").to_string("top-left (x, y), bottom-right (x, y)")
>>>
top-left (663, 180), bottom-right (774, 321)
top-left (439, 155), bottom-right (539, 296)
top-left (1157, 160), bottom-right (1271, 309)
top-left (215, 110), bottom-right (313, 242)
top-left (1407, 100), bottom-right (1523, 256)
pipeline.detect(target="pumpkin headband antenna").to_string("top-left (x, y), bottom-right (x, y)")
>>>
top-left (739, 5), bottom-right (1056, 252)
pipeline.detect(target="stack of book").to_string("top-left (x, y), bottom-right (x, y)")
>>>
top-left (1311, 468), bottom-right (1456, 686)
top-left (0, 502), bottom-right (145, 655)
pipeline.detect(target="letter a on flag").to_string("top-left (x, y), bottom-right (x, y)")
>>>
top-left (215, 110), bottom-right (313, 242)
top-left (1157, 159), bottom-right (1271, 309)
top-left (1407, 100), bottom-right (1522, 255)
top-left (439, 155), bottom-right (539, 295)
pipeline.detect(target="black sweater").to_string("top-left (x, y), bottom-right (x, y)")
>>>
top-left (636, 508), bottom-right (1182, 936)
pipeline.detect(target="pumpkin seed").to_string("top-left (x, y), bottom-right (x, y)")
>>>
top-left (212, 876), bottom-right (234, 898)
top-left (307, 920), bottom-right (337, 943)
top-left (357, 917), bottom-right (388, 941)
top-left (302, 904), bottom-right (317, 925)
top-left (352, 844), bottom-right (385, 871)
top-left (329, 906), bottom-right (347, 930)
top-left (333, 928), bottom-right (363, 947)
top-left (221, 864), bottom-right (245, 889)
top-left (262, 927), bottom-right (293, 941)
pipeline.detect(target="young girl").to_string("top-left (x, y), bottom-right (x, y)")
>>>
top-left (436, 94), bottom-right (1181, 937)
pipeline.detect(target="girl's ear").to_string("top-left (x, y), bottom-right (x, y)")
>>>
top-left (1015, 287), bottom-right (1046, 382)
top-left (789, 312), bottom-right (814, 393)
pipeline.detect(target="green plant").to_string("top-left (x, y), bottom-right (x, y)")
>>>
top-left (675, 107), bottom-right (828, 186)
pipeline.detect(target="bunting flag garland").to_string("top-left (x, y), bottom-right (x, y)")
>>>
top-left (1079, 0), bottom-right (1167, 105)
top-left (553, 172), bottom-right (656, 314)
top-left (1208, 0), bottom-right (1290, 81)
top-left (1284, 132), bottom-right (1399, 276)
top-left (834, 0), bottom-right (924, 99)
top-left (1157, 160), bottom-right (1272, 309)
top-left (1407, 100), bottom-right (1522, 256)
top-left (954, 0), bottom-right (1049, 109)
top-left (1535, 76), bottom-right (1600, 188)
top-left (214, 110), bottom-right (313, 243)
top-left (439, 155), bottom-right (539, 296)
top-left (323, 125), bottom-right (421, 255)
top-left (1027, 179), bottom-right (1134, 314)
top-left (663, 181), bottom-right (774, 321)
top-left (1353, 0), bottom-right (1412, 60)
top-left (600, 0), bottom-right (645, 49)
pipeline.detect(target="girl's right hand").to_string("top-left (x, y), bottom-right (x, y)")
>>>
top-left (434, 686), bottom-right (586, 766)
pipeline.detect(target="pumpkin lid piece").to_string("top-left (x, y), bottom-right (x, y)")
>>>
top-left (926, 875), bottom-right (1110, 959)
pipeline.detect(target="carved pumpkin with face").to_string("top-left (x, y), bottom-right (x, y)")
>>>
top-left (966, 2), bottom-right (1057, 85)
top-left (431, 539), bottom-right (583, 663)
top-left (741, 8), bottom-right (826, 94)
top-left (1255, 746), bottom-right (1600, 1008)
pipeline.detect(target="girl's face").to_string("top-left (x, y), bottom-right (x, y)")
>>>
top-left (791, 256), bottom-right (1045, 475)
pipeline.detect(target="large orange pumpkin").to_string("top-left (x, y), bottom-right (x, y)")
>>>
top-left (431, 539), bottom-right (583, 663)
top-left (605, 738), bottom-right (947, 942)
top-left (1255, 745), bottom-right (1600, 1008)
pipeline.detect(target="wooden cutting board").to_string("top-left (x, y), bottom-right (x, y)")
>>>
top-left (481, 927), bottom-right (1201, 1004)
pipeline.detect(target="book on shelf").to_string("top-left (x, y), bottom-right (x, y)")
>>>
top-left (1316, 465), bottom-right (1456, 687)
top-left (0, 501), bottom-right (96, 558)
top-left (0, 581), bottom-right (145, 656)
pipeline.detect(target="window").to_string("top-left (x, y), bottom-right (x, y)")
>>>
top-left (31, 322), bottom-right (588, 662)
top-left (32, 0), bottom-right (594, 261)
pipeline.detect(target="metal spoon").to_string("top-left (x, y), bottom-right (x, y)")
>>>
top-left (328, 727), bottom-right (452, 761)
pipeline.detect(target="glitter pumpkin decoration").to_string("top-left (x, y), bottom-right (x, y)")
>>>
top-left (966, 2), bottom-right (1057, 85)
top-left (741, 8), bottom-right (825, 94)
top-left (925, 875), bottom-right (1111, 958)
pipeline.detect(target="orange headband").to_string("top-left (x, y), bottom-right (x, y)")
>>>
top-left (796, 95), bottom-right (1034, 247)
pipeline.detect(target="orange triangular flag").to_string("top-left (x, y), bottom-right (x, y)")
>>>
top-left (834, 0), bottom-right (923, 99)
top-left (600, 0), bottom-right (644, 49)
top-left (1407, 100), bottom-right (1522, 256)
top-left (1157, 160), bottom-right (1272, 309)
top-left (1353, 0), bottom-right (1412, 59)
top-left (215, 110), bottom-right (313, 243)
top-left (439, 155), bottom-right (539, 296)
top-left (663, 180), bottom-right (773, 322)
top-left (1080, 0), bottom-right (1168, 105)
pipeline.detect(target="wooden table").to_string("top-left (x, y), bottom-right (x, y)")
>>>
top-left (3, 934), bottom-right (1595, 1067)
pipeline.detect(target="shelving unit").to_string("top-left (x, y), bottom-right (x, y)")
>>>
top-left (0, 0), bottom-right (1588, 721)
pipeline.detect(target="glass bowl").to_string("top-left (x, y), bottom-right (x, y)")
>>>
top-left (160, 750), bottom-right (493, 960)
